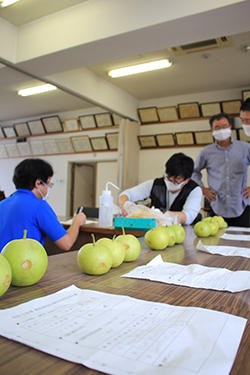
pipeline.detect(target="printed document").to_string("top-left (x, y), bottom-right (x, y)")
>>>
top-left (220, 233), bottom-right (250, 241)
top-left (0, 285), bottom-right (247, 375)
top-left (196, 240), bottom-right (250, 258)
top-left (122, 255), bottom-right (250, 292)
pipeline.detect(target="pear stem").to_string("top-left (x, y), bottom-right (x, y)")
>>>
top-left (23, 229), bottom-right (27, 239)
top-left (112, 234), bottom-right (116, 241)
top-left (91, 233), bottom-right (96, 245)
top-left (122, 227), bottom-right (126, 235)
top-left (148, 224), bottom-right (153, 229)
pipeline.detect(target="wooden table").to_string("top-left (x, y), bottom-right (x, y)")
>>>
top-left (0, 226), bottom-right (249, 375)
top-left (45, 220), bottom-right (147, 255)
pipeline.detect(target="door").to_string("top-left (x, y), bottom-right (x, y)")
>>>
top-left (70, 163), bottom-right (96, 216)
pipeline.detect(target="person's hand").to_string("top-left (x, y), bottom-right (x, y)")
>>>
top-left (121, 207), bottom-right (128, 217)
top-left (202, 187), bottom-right (216, 202)
top-left (242, 186), bottom-right (250, 199)
top-left (73, 212), bottom-right (86, 226)
top-left (119, 194), bottom-right (129, 217)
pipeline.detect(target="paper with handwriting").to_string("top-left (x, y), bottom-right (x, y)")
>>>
top-left (196, 240), bottom-right (250, 258)
top-left (122, 255), bottom-right (250, 292)
top-left (0, 285), bottom-right (246, 375)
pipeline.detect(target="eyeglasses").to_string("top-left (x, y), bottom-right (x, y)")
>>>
top-left (41, 180), bottom-right (54, 188)
top-left (165, 174), bottom-right (184, 184)
top-left (240, 117), bottom-right (250, 125)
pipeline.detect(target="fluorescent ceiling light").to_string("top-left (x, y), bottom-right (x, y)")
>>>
top-left (1, 0), bottom-right (19, 7)
top-left (17, 84), bottom-right (57, 97)
top-left (108, 59), bottom-right (172, 78)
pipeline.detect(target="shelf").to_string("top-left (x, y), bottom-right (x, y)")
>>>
top-left (139, 114), bottom-right (240, 126)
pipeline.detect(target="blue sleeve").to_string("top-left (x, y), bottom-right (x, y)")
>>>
top-left (36, 201), bottom-right (67, 242)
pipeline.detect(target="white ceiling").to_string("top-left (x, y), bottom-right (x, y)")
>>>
top-left (0, 0), bottom-right (250, 125)
top-left (0, 0), bottom-right (85, 25)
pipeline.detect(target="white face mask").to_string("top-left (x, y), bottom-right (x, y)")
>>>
top-left (165, 179), bottom-right (184, 192)
top-left (212, 128), bottom-right (231, 141)
top-left (242, 125), bottom-right (250, 137)
top-left (38, 187), bottom-right (51, 200)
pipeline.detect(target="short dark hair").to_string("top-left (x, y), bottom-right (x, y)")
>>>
top-left (13, 158), bottom-right (53, 190)
top-left (209, 113), bottom-right (232, 128)
top-left (240, 98), bottom-right (250, 112)
top-left (165, 153), bottom-right (194, 179)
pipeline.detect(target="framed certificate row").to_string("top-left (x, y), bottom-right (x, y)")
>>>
top-left (0, 112), bottom-right (122, 139)
top-left (138, 93), bottom-right (248, 124)
top-left (138, 129), bottom-right (241, 149)
top-left (0, 132), bottom-right (119, 158)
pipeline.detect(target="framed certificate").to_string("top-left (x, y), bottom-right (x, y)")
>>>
top-left (41, 116), bottom-right (63, 133)
top-left (5, 143), bottom-right (19, 157)
top-left (194, 131), bottom-right (213, 145)
top-left (14, 122), bottom-right (30, 137)
top-left (63, 118), bottom-right (80, 132)
top-left (106, 132), bottom-right (119, 150)
top-left (242, 90), bottom-right (250, 102)
top-left (138, 107), bottom-right (159, 124)
top-left (221, 100), bottom-right (241, 114)
top-left (90, 136), bottom-right (109, 151)
top-left (200, 102), bottom-right (221, 117)
top-left (27, 119), bottom-right (46, 135)
top-left (17, 142), bottom-right (31, 156)
top-left (30, 141), bottom-right (45, 155)
top-left (43, 139), bottom-right (59, 154)
top-left (55, 138), bottom-right (74, 153)
top-left (157, 106), bottom-right (178, 122)
top-left (2, 126), bottom-right (16, 138)
top-left (176, 132), bottom-right (195, 145)
top-left (238, 128), bottom-right (250, 142)
top-left (0, 127), bottom-right (4, 138)
top-left (79, 115), bottom-right (96, 130)
top-left (112, 113), bottom-right (123, 126)
top-left (156, 133), bottom-right (175, 147)
top-left (178, 102), bottom-right (200, 119)
top-left (0, 145), bottom-right (7, 158)
top-left (71, 135), bottom-right (92, 152)
top-left (138, 135), bottom-right (157, 148)
top-left (94, 113), bottom-right (113, 127)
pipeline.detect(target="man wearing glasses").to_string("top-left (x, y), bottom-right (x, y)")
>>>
top-left (192, 111), bottom-right (250, 227)
top-left (119, 153), bottom-right (202, 225)
top-left (0, 158), bottom-right (86, 252)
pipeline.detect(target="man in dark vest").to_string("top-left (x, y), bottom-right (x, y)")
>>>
top-left (119, 153), bottom-right (202, 225)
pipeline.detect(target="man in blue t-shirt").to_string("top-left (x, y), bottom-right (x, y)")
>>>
top-left (0, 158), bottom-right (86, 252)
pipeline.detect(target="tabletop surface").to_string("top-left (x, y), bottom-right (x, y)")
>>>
top-left (0, 226), bottom-right (249, 375)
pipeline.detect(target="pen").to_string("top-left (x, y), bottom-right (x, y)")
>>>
top-left (74, 206), bottom-right (84, 216)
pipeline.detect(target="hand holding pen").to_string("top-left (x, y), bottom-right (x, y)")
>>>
top-left (73, 206), bottom-right (86, 226)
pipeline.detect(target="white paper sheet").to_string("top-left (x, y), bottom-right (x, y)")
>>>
top-left (226, 226), bottom-right (250, 233)
top-left (220, 233), bottom-right (250, 241)
top-left (60, 218), bottom-right (96, 225)
top-left (122, 255), bottom-right (250, 292)
top-left (0, 285), bottom-right (247, 375)
top-left (196, 240), bottom-right (250, 258)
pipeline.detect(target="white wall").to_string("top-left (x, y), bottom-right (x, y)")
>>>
top-left (96, 161), bottom-right (119, 206)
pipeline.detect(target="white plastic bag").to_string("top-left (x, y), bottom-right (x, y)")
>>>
top-left (123, 201), bottom-right (179, 226)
